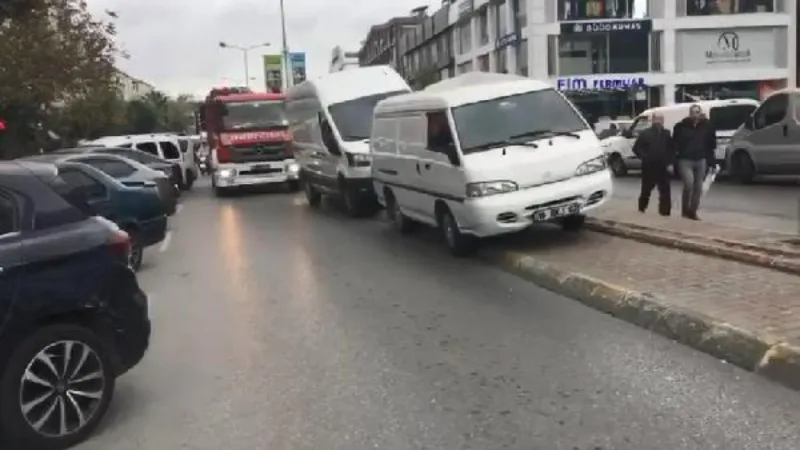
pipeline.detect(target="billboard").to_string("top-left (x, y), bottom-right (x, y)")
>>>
top-left (263, 54), bottom-right (283, 93)
top-left (290, 52), bottom-right (306, 85)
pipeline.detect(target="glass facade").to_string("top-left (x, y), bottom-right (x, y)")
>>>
top-left (558, 0), bottom-right (647, 20)
top-left (558, 33), bottom-right (649, 75)
top-left (684, 0), bottom-right (775, 15)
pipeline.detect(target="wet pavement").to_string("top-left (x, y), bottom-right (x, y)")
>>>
top-left (77, 180), bottom-right (800, 450)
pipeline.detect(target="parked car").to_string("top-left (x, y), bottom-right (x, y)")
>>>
top-left (83, 133), bottom-right (198, 191)
top-left (370, 72), bottom-right (612, 256)
top-left (726, 88), bottom-right (800, 183)
top-left (18, 156), bottom-right (168, 271)
top-left (25, 152), bottom-right (178, 217)
top-left (0, 161), bottom-right (150, 449)
top-left (56, 146), bottom-right (183, 193)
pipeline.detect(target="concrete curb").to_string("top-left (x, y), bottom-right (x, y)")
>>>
top-left (484, 249), bottom-right (800, 392)
top-left (586, 218), bottom-right (800, 276)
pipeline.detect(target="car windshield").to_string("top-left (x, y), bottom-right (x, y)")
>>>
top-left (708, 104), bottom-right (757, 132)
top-left (328, 90), bottom-right (408, 141)
top-left (452, 89), bottom-right (589, 154)
top-left (221, 100), bottom-right (288, 131)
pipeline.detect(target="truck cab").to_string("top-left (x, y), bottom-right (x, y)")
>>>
top-left (203, 88), bottom-right (299, 196)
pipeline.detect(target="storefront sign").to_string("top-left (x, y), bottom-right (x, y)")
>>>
top-left (560, 19), bottom-right (651, 35)
top-left (458, 0), bottom-right (474, 17)
top-left (676, 28), bottom-right (777, 71)
top-left (556, 76), bottom-right (646, 91)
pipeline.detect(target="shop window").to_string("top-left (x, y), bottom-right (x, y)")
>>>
top-left (477, 54), bottom-right (490, 71)
top-left (514, 0), bottom-right (527, 31)
top-left (495, 48), bottom-right (507, 73)
top-left (650, 31), bottom-right (662, 72)
top-left (558, 32), bottom-right (648, 76)
top-left (683, 0), bottom-right (774, 16)
top-left (558, 0), bottom-right (643, 20)
top-left (458, 23), bottom-right (472, 55)
top-left (495, 0), bottom-right (508, 38)
top-left (477, 8), bottom-right (489, 46)
top-left (548, 36), bottom-right (558, 76)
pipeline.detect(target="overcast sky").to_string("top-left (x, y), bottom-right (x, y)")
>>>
top-left (88, 0), bottom-right (439, 98)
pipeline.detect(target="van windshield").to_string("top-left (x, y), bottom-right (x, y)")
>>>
top-left (452, 89), bottom-right (589, 154)
top-left (222, 100), bottom-right (288, 131)
top-left (708, 104), bottom-right (757, 132)
top-left (328, 90), bottom-right (408, 141)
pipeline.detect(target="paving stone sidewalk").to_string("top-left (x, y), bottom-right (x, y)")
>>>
top-left (486, 226), bottom-right (800, 391)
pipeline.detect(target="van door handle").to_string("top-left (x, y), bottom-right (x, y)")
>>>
top-left (783, 124), bottom-right (788, 136)
top-left (416, 163), bottom-right (421, 174)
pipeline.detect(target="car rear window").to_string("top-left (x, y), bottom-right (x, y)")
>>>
top-left (136, 142), bottom-right (159, 156)
top-left (0, 192), bottom-right (17, 235)
top-left (77, 158), bottom-right (137, 178)
top-left (709, 104), bottom-right (757, 132)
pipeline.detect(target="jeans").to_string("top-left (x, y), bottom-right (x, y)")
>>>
top-left (677, 159), bottom-right (707, 215)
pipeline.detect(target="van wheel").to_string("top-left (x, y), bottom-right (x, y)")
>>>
top-left (732, 152), bottom-right (755, 184)
top-left (385, 190), bottom-right (414, 234)
top-left (303, 178), bottom-right (321, 207)
top-left (561, 214), bottom-right (586, 232)
top-left (339, 178), bottom-right (371, 218)
top-left (438, 206), bottom-right (476, 257)
top-left (184, 170), bottom-right (195, 190)
top-left (608, 154), bottom-right (627, 177)
top-left (0, 324), bottom-right (115, 450)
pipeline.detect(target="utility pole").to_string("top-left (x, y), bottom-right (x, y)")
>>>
top-left (279, 0), bottom-right (292, 91)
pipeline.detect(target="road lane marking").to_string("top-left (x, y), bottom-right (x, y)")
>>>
top-left (159, 231), bottom-right (172, 252)
top-left (176, 203), bottom-right (184, 214)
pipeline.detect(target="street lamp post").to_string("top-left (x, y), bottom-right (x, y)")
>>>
top-left (218, 41), bottom-right (271, 88)
top-left (279, 0), bottom-right (291, 90)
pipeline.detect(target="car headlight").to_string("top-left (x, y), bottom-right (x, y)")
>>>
top-left (575, 156), bottom-right (607, 176)
top-left (345, 152), bottom-right (371, 166)
top-left (218, 168), bottom-right (235, 178)
top-left (466, 180), bottom-right (518, 198)
top-left (287, 163), bottom-right (299, 173)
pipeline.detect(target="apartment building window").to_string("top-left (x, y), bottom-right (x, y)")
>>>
top-left (458, 23), bottom-right (472, 55)
top-left (558, 28), bottom-right (649, 75)
top-left (684, 0), bottom-right (774, 15)
top-left (514, 0), bottom-right (527, 31)
top-left (495, 48), bottom-right (507, 73)
top-left (478, 54), bottom-right (490, 71)
top-left (516, 40), bottom-right (528, 76)
top-left (650, 31), bottom-right (662, 72)
top-left (458, 61), bottom-right (474, 74)
top-left (495, 0), bottom-right (508, 38)
top-left (477, 8), bottom-right (489, 46)
top-left (548, 36), bottom-right (558, 76)
top-left (559, 0), bottom-right (645, 20)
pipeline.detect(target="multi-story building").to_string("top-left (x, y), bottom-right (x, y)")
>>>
top-left (450, 0), bottom-right (796, 117)
top-left (115, 70), bottom-right (155, 101)
top-left (330, 46), bottom-right (360, 72)
top-left (398, 2), bottom-right (457, 87)
top-left (537, 0), bottom-right (797, 118)
top-left (358, 15), bottom-right (426, 70)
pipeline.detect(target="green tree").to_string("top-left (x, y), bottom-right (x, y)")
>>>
top-left (0, 0), bottom-right (119, 157)
top-left (125, 99), bottom-right (161, 134)
top-left (165, 94), bottom-right (195, 133)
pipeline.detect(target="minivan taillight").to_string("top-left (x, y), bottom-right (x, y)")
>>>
top-left (109, 229), bottom-right (131, 263)
top-left (217, 146), bottom-right (231, 163)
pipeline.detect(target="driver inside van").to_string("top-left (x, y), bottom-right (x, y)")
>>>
top-left (427, 113), bottom-right (454, 149)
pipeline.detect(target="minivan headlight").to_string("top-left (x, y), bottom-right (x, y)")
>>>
top-left (466, 180), bottom-right (518, 198)
top-left (575, 156), bottom-right (607, 176)
top-left (345, 152), bottom-right (371, 166)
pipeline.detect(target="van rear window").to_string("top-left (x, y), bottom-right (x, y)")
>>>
top-left (709, 105), bottom-right (756, 131)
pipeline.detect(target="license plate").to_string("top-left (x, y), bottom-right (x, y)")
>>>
top-left (531, 202), bottom-right (580, 222)
top-left (252, 164), bottom-right (273, 171)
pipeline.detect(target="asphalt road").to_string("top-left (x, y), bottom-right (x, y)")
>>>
top-left (611, 176), bottom-right (799, 224)
top-left (77, 180), bottom-right (800, 450)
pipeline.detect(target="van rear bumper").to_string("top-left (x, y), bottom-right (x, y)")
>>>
top-left (455, 170), bottom-right (613, 238)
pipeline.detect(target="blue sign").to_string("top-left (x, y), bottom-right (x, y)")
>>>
top-left (496, 32), bottom-right (520, 50)
top-left (289, 52), bottom-right (306, 85)
top-left (557, 76), bottom-right (646, 91)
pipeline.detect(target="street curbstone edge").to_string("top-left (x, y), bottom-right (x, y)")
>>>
top-left (586, 219), bottom-right (800, 276)
top-left (484, 248), bottom-right (800, 392)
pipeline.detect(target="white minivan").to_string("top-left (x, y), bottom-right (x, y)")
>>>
top-left (370, 72), bottom-right (613, 256)
top-left (601, 99), bottom-right (759, 177)
top-left (285, 66), bottom-right (411, 216)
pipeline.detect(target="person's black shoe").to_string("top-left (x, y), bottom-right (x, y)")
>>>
top-left (687, 213), bottom-right (700, 220)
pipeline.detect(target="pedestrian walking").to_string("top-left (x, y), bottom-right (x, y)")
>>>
top-left (672, 104), bottom-right (717, 220)
top-left (632, 113), bottom-right (673, 216)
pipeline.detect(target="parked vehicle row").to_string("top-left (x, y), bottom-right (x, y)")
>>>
top-left (285, 69), bottom-right (612, 256)
top-left (0, 161), bottom-right (151, 449)
top-left (600, 88), bottom-right (800, 183)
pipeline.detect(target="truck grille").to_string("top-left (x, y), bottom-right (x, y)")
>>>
top-left (229, 143), bottom-right (288, 163)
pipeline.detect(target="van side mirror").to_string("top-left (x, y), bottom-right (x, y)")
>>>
top-left (319, 116), bottom-right (340, 155)
top-left (745, 116), bottom-right (754, 129)
top-left (621, 129), bottom-right (633, 138)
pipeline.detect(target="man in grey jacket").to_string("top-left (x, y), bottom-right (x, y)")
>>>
top-left (672, 105), bottom-right (717, 220)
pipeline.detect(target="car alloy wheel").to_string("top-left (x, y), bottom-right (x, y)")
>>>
top-left (19, 340), bottom-right (106, 439)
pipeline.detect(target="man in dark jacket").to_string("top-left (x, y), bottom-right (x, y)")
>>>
top-left (672, 104), bottom-right (717, 220)
top-left (632, 113), bottom-right (673, 216)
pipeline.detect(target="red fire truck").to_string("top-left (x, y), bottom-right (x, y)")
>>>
top-left (199, 87), bottom-right (299, 196)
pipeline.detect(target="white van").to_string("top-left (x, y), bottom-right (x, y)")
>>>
top-left (285, 66), bottom-right (411, 217)
top-left (602, 99), bottom-right (759, 176)
top-left (86, 133), bottom-right (199, 190)
top-left (370, 72), bottom-right (613, 256)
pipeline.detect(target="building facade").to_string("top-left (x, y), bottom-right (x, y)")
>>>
top-left (330, 46), bottom-right (360, 72)
top-left (450, 0), bottom-right (796, 117)
top-left (358, 16), bottom-right (426, 70)
top-left (115, 70), bottom-right (155, 101)
top-left (398, 2), bottom-right (457, 87)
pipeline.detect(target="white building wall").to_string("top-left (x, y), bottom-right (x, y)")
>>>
top-left (450, 0), bottom-right (796, 105)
